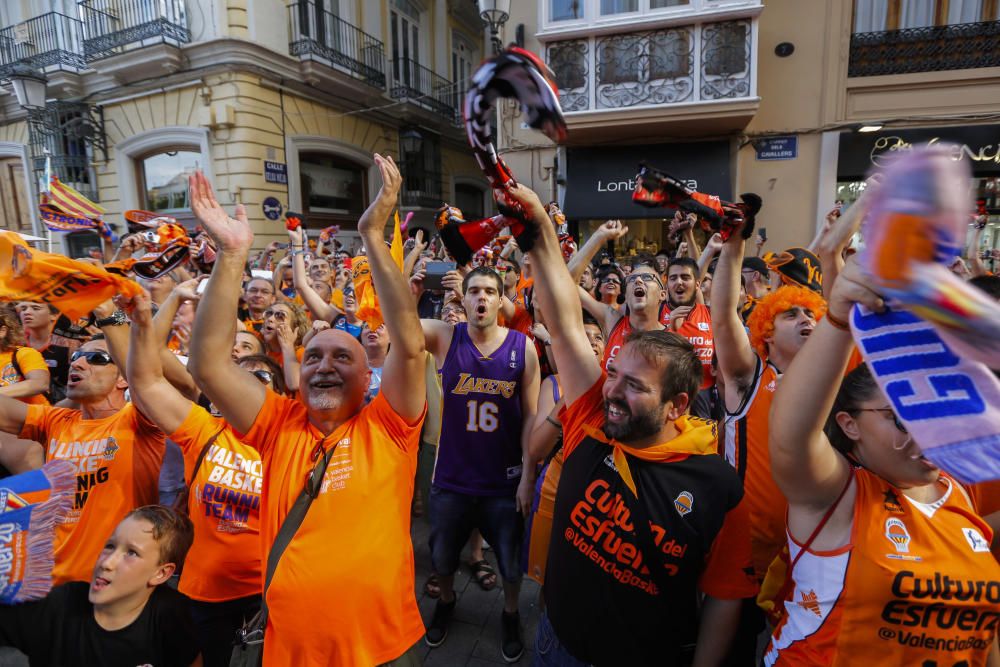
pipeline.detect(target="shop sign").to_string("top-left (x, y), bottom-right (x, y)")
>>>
top-left (753, 136), bottom-right (797, 161)
top-left (838, 125), bottom-right (1000, 179)
top-left (264, 161), bottom-right (288, 184)
top-left (564, 141), bottom-right (732, 220)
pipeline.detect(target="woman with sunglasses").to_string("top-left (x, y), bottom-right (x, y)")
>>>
top-left (122, 290), bottom-right (280, 667)
top-left (765, 259), bottom-right (1000, 666)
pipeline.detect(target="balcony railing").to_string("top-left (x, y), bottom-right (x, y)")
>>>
top-left (79, 0), bottom-right (190, 62)
top-left (0, 12), bottom-right (84, 78)
top-left (849, 20), bottom-right (1000, 77)
top-left (288, 0), bottom-right (386, 88)
top-left (547, 18), bottom-right (753, 112)
top-left (390, 58), bottom-right (459, 122)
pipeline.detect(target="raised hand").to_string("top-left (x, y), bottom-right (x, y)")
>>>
top-left (174, 276), bottom-right (206, 303)
top-left (188, 171), bottom-right (253, 253)
top-left (506, 183), bottom-right (548, 224)
top-left (358, 154), bottom-right (403, 236)
top-left (115, 291), bottom-right (152, 327)
top-left (598, 219), bottom-right (629, 242)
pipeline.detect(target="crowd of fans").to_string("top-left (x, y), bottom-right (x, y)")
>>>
top-left (0, 151), bottom-right (997, 667)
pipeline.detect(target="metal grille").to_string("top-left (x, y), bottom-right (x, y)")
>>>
top-left (79, 0), bottom-right (190, 61)
top-left (27, 102), bottom-right (106, 203)
top-left (0, 12), bottom-right (85, 78)
top-left (595, 27), bottom-right (694, 109)
top-left (390, 57), bottom-right (459, 122)
top-left (849, 20), bottom-right (1000, 77)
top-left (288, 0), bottom-right (387, 88)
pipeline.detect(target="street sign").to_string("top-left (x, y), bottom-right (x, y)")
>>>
top-left (264, 161), bottom-right (287, 184)
top-left (753, 136), bottom-right (797, 161)
top-left (262, 197), bottom-right (282, 220)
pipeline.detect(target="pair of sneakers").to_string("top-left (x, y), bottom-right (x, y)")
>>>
top-left (425, 597), bottom-right (523, 663)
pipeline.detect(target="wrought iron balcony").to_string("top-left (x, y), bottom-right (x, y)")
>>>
top-left (79, 0), bottom-right (190, 62)
top-left (0, 12), bottom-right (84, 78)
top-left (547, 18), bottom-right (753, 112)
top-left (849, 20), bottom-right (1000, 77)
top-left (390, 58), bottom-right (459, 122)
top-left (288, 0), bottom-right (386, 88)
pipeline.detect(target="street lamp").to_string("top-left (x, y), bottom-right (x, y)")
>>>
top-left (400, 127), bottom-right (423, 154)
top-left (7, 64), bottom-right (48, 110)
top-left (478, 0), bottom-right (511, 55)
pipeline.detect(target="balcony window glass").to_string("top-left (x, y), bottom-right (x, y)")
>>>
top-left (649, 29), bottom-right (691, 79)
top-left (854, 0), bottom-right (888, 32)
top-left (598, 34), bottom-right (641, 84)
top-left (703, 22), bottom-right (747, 76)
top-left (601, 0), bottom-right (638, 16)
top-left (900, 0), bottom-right (934, 28)
top-left (948, 0), bottom-right (982, 23)
top-left (552, 0), bottom-right (584, 21)
top-left (300, 153), bottom-right (367, 223)
top-left (399, 132), bottom-right (442, 207)
top-left (650, 0), bottom-right (689, 8)
top-left (550, 41), bottom-right (587, 89)
top-left (140, 149), bottom-right (200, 213)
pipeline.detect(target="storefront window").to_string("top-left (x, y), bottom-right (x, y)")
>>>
top-left (140, 149), bottom-right (200, 213)
top-left (300, 153), bottom-right (367, 226)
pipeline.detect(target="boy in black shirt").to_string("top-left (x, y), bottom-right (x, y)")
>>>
top-left (0, 505), bottom-right (201, 667)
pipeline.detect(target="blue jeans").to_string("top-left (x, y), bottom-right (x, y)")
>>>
top-left (533, 610), bottom-right (591, 667)
top-left (428, 485), bottom-right (523, 583)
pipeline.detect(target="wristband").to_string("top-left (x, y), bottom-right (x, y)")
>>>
top-left (545, 415), bottom-right (562, 430)
top-left (825, 311), bottom-right (850, 331)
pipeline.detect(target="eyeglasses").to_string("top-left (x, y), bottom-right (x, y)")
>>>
top-left (70, 350), bottom-right (115, 366)
top-left (856, 407), bottom-right (907, 433)
top-left (625, 273), bottom-right (663, 287)
top-left (250, 369), bottom-right (274, 385)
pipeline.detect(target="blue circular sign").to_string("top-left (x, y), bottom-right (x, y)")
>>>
top-left (262, 197), bottom-right (283, 221)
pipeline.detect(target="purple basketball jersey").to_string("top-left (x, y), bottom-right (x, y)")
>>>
top-left (433, 323), bottom-right (526, 495)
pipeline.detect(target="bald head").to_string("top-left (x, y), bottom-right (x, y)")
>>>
top-left (306, 328), bottom-right (366, 355)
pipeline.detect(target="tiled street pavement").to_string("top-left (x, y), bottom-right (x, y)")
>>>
top-left (410, 514), bottom-right (543, 666)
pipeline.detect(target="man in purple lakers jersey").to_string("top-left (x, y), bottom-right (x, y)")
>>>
top-left (420, 265), bottom-right (540, 662)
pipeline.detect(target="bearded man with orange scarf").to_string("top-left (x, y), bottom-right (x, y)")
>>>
top-left (509, 183), bottom-right (755, 667)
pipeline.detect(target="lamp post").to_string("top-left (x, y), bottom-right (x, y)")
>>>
top-left (477, 0), bottom-right (511, 55)
top-left (400, 127), bottom-right (423, 154)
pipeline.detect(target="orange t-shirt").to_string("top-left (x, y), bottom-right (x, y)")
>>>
top-left (765, 471), bottom-right (1000, 666)
top-left (723, 356), bottom-right (786, 582)
top-left (21, 403), bottom-right (165, 584)
top-left (237, 390), bottom-right (426, 666)
top-left (661, 303), bottom-right (715, 389)
top-left (0, 347), bottom-right (49, 405)
top-left (267, 345), bottom-right (304, 368)
top-left (169, 405), bottom-right (262, 603)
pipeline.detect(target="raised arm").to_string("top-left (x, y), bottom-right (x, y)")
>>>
top-left (696, 233), bottom-right (722, 282)
top-left (710, 229), bottom-right (757, 400)
top-left (151, 279), bottom-right (204, 402)
top-left (359, 154), bottom-right (426, 420)
top-left (770, 259), bottom-right (882, 507)
top-left (0, 397), bottom-right (28, 437)
top-left (290, 227), bottom-right (341, 322)
top-left (509, 184), bottom-right (601, 406)
top-left (566, 220), bottom-right (627, 283)
top-left (123, 291), bottom-right (195, 435)
top-left (92, 300), bottom-right (130, 369)
top-left (186, 172), bottom-right (266, 434)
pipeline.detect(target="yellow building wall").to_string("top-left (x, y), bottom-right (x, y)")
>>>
top-left (0, 121), bottom-right (28, 144)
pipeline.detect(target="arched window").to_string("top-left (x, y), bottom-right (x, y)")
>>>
top-left (299, 152), bottom-right (368, 228)
top-left (137, 148), bottom-right (202, 218)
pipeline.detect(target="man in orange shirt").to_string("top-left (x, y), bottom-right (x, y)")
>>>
top-left (662, 257), bottom-right (715, 390)
top-left (0, 331), bottom-right (165, 585)
top-left (187, 153), bottom-right (427, 667)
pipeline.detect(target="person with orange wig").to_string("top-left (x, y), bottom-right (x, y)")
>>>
top-left (710, 222), bottom-right (830, 664)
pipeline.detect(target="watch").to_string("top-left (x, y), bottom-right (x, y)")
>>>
top-left (95, 310), bottom-right (128, 328)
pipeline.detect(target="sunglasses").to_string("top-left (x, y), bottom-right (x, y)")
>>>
top-left (263, 309), bottom-right (289, 321)
top-left (857, 407), bottom-right (907, 433)
top-left (70, 350), bottom-right (115, 366)
top-left (250, 369), bottom-right (274, 385)
top-left (599, 277), bottom-right (621, 286)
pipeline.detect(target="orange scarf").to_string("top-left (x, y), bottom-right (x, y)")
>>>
top-left (582, 415), bottom-right (718, 497)
top-left (0, 232), bottom-right (143, 320)
top-left (353, 212), bottom-right (406, 330)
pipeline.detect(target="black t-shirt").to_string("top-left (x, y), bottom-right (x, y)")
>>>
top-left (543, 379), bottom-right (754, 667)
top-left (0, 582), bottom-right (200, 667)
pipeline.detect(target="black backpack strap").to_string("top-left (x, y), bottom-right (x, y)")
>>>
top-left (257, 439), bottom-right (337, 622)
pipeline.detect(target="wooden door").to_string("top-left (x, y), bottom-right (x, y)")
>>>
top-left (0, 157), bottom-right (30, 233)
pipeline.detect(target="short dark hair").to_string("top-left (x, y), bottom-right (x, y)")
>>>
top-left (582, 311), bottom-right (601, 329)
top-left (631, 254), bottom-right (657, 271)
top-left (824, 364), bottom-right (880, 458)
top-left (970, 274), bottom-right (1000, 301)
top-left (622, 330), bottom-right (700, 403)
top-left (125, 505), bottom-right (194, 569)
top-left (462, 265), bottom-right (503, 294)
top-left (502, 257), bottom-right (520, 274)
top-left (667, 257), bottom-right (698, 277)
top-left (237, 354), bottom-right (288, 395)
